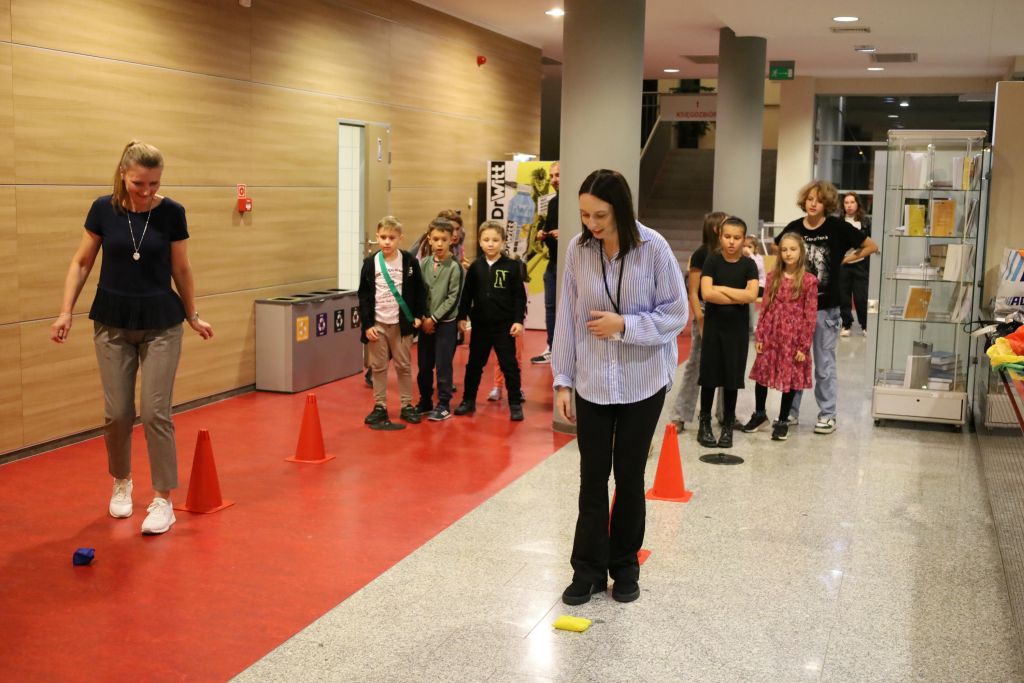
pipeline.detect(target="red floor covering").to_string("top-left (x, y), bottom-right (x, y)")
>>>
top-left (0, 327), bottom-right (690, 682)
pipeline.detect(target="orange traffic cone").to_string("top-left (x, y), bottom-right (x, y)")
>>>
top-left (286, 394), bottom-right (336, 464)
top-left (175, 429), bottom-right (234, 513)
top-left (645, 423), bottom-right (692, 502)
top-left (610, 490), bottom-right (652, 564)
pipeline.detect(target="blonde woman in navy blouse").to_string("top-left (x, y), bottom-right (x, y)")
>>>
top-left (51, 141), bottom-right (213, 536)
top-left (553, 169), bottom-right (688, 605)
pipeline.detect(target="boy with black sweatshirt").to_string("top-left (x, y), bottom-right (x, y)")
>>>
top-left (454, 220), bottom-right (527, 421)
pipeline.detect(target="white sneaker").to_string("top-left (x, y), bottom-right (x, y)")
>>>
top-left (109, 478), bottom-right (134, 518)
top-left (141, 498), bottom-right (176, 535)
top-left (840, 328), bottom-right (851, 337)
top-left (814, 417), bottom-right (837, 435)
top-left (487, 386), bottom-right (502, 402)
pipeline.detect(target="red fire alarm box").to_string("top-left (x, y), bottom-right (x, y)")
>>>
top-left (237, 197), bottom-right (252, 212)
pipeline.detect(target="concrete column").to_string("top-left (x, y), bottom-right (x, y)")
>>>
top-left (553, 0), bottom-right (645, 433)
top-left (773, 76), bottom-right (816, 222)
top-left (712, 27), bottom-right (766, 228)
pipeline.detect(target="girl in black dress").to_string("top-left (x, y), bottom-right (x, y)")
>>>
top-left (697, 216), bottom-right (759, 449)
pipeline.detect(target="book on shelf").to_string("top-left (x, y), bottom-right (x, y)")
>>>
top-left (929, 198), bottom-right (956, 236)
top-left (962, 197), bottom-right (980, 238)
top-left (902, 151), bottom-right (929, 188)
top-left (904, 199), bottom-right (927, 236)
top-left (929, 244), bottom-right (947, 269)
top-left (942, 243), bottom-right (974, 282)
top-left (902, 286), bottom-right (933, 320)
top-left (895, 264), bottom-right (940, 279)
top-left (949, 283), bottom-right (974, 323)
top-left (876, 369), bottom-right (905, 386)
top-left (967, 152), bottom-right (983, 190)
top-left (930, 351), bottom-right (958, 371)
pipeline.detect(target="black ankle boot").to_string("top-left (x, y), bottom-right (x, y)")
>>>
top-left (697, 413), bottom-right (716, 447)
top-left (718, 418), bottom-right (734, 448)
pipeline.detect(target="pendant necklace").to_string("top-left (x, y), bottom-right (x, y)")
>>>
top-left (126, 199), bottom-right (153, 261)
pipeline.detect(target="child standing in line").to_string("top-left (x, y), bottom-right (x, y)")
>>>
top-left (697, 216), bottom-right (759, 448)
top-left (454, 221), bottom-right (526, 421)
top-left (669, 210), bottom-right (726, 431)
top-left (742, 233), bottom-right (819, 441)
top-left (415, 218), bottom-right (464, 421)
top-left (488, 254), bottom-right (528, 404)
top-left (358, 216), bottom-right (427, 427)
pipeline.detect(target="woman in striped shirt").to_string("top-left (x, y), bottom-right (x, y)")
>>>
top-left (553, 169), bottom-right (688, 605)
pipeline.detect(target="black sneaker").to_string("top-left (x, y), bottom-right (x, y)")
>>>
top-left (428, 407), bottom-right (452, 421)
top-left (454, 400), bottom-right (476, 416)
top-left (364, 404), bottom-right (388, 425)
top-left (741, 411), bottom-right (769, 433)
top-left (530, 350), bottom-right (551, 364)
top-left (561, 579), bottom-right (607, 606)
top-left (399, 406), bottom-right (421, 424)
top-left (415, 402), bottom-right (433, 415)
top-left (510, 404), bottom-right (524, 421)
top-left (611, 580), bottom-right (640, 603)
top-left (771, 423), bottom-right (789, 441)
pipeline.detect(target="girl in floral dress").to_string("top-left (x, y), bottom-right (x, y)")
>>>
top-left (742, 232), bottom-right (818, 441)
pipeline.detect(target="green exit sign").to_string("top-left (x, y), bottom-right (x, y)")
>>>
top-left (769, 61), bottom-right (795, 80)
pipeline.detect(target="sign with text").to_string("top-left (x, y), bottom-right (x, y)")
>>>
top-left (659, 93), bottom-right (717, 121)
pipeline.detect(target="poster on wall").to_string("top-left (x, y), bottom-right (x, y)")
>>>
top-left (486, 160), bottom-right (557, 330)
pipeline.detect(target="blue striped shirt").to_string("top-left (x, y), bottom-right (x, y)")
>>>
top-left (552, 222), bottom-right (688, 405)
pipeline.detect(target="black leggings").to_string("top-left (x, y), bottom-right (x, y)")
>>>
top-left (700, 386), bottom-right (737, 420)
top-left (755, 383), bottom-right (797, 422)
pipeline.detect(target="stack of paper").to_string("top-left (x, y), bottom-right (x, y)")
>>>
top-left (902, 152), bottom-right (929, 188)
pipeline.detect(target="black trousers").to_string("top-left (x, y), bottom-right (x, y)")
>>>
top-left (839, 261), bottom-right (869, 330)
top-left (461, 321), bottom-right (521, 404)
top-left (571, 387), bottom-right (666, 584)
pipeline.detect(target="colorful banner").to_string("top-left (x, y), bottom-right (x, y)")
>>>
top-left (486, 160), bottom-right (558, 329)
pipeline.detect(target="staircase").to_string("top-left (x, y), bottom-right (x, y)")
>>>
top-left (639, 149), bottom-right (714, 271)
top-left (639, 148), bottom-right (778, 271)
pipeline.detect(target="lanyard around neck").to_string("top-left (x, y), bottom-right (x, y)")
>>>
top-left (599, 250), bottom-right (625, 315)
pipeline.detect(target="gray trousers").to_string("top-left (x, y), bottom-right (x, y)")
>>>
top-left (670, 317), bottom-right (724, 425)
top-left (93, 322), bottom-right (183, 491)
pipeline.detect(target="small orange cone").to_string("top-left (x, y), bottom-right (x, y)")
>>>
top-left (646, 423), bottom-right (692, 502)
top-left (286, 394), bottom-right (336, 464)
top-left (175, 429), bottom-right (234, 513)
top-left (610, 490), bottom-right (652, 563)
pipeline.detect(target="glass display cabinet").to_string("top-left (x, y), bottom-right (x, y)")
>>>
top-left (872, 130), bottom-right (989, 430)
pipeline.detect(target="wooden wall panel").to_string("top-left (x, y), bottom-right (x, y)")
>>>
top-left (16, 187), bottom-right (104, 322)
top-left (0, 43), bottom-right (12, 183)
top-left (391, 187), bottom-right (478, 255)
top-left (20, 317), bottom-right (104, 446)
top-left (251, 0), bottom-right (390, 100)
top-left (389, 109), bottom-right (487, 190)
top-left (12, 47), bottom-right (251, 185)
top-left (0, 0), bottom-right (9, 41)
top-left (0, 188), bottom-right (16, 325)
top-left (169, 187), bottom-right (337, 295)
top-left (173, 280), bottom-right (332, 404)
top-left (0, 326), bottom-right (22, 453)
top-left (11, 0), bottom-right (251, 80)
top-left (249, 85), bottom-right (388, 187)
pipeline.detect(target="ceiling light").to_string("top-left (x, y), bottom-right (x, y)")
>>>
top-left (899, 99), bottom-right (910, 107)
top-left (867, 67), bottom-right (884, 71)
top-left (545, 8), bottom-right (564, 17)
top-left (883, 97), bottom-right (896, 103)
top-left (663, 68), bottom-right (680, 73)
top-left (833, 16), bottom-right (859, 22)
top-left (854, 45), bottom-right (876, 53)
top-left (888, 114), bottom-right (899, 119)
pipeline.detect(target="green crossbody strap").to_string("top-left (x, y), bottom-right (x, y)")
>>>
top-left (378, 251), bottom-right (415, 323)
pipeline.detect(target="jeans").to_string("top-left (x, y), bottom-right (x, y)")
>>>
top-left (416, 320), bottom-right (457, 409)
top-left (789, 307), bottom-right (840, 421)
top-left (543, 262), bottom-right (557, 349)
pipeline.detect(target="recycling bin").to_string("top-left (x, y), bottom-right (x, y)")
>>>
top-left (255, 289), bottom-right (362, 392)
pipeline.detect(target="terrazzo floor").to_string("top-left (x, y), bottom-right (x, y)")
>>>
top-left (234, 334), bottom-right (1023, 682)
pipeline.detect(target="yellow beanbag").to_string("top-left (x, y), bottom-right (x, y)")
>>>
top-left (553, 615), bottom-right (592, 632)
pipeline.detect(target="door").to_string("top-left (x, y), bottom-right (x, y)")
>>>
top-left (337, 120), bottom-right (390, 290)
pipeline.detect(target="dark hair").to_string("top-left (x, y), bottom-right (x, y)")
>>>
top-left (702, 211), bottom-right (728, 252)
top-left (842, 191), bottom-right (865, 223)
top-left (719, 215), bottom-right (748, 236)
top-left (578, 169), bottom-right (641, 256)
top-left (428, 218), bottom-right (453, 235)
